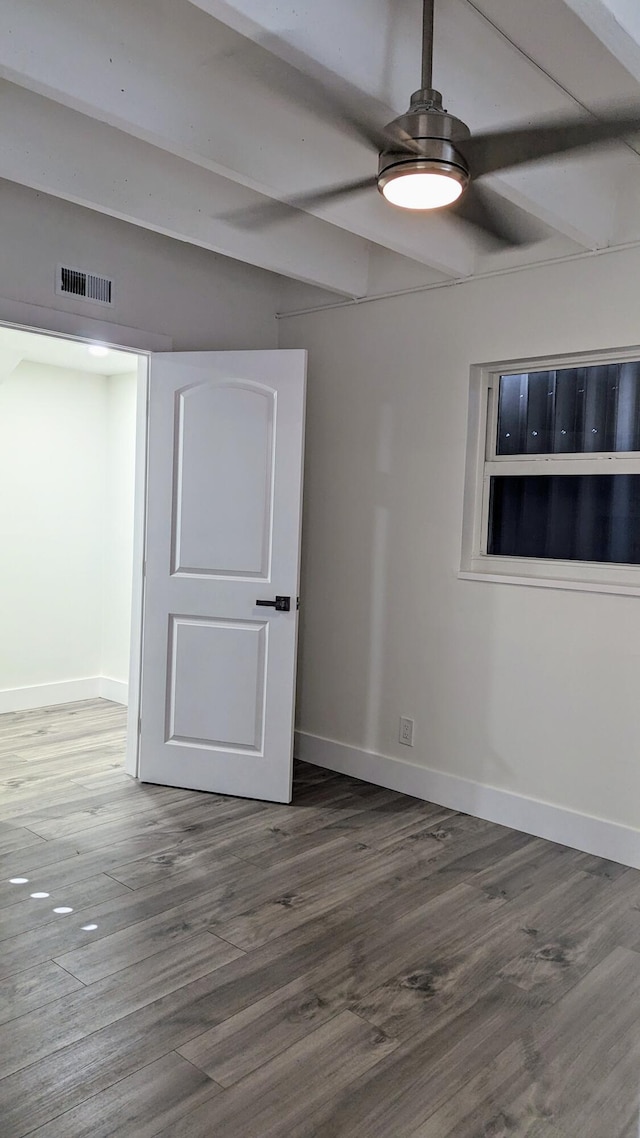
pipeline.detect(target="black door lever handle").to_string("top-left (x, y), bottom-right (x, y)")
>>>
top-left (255, 595), bottom-right (291, 612)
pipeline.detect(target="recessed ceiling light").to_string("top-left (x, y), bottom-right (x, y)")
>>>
top-left (88, 345), bottom-right (110, 358)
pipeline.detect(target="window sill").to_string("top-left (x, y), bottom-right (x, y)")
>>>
top-left (459, 560), bottom-right (640, 597)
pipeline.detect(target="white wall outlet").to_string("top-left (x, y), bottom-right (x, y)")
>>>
top-left (399, 717), bottom-right (414, 746)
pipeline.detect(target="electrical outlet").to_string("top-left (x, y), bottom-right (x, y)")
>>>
top-left (399, 717), bottom-right (414, 746)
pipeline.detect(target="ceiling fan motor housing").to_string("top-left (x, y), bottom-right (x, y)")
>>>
top-left (378, 89), bottom-right (471, 199)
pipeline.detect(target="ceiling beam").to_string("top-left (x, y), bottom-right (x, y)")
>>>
top-left (471, 0), bottom-right (640, 102)
top-left (486, 155), bottom-right (622, 250)
top-left (0, 82), bottom-right (371, 298)
top-left (190, 0), bottom-right (626, 249)
top-left (466, 0), bottom-right (640, 247)
top-left (1, 0), bottom-right (632, 268)
top-left (427, 0), bottom-right (626, 248)
top-left (0, 0), bottom-right (474, 279)
top-left (558, 0), bottom-right (640, 80)
top-left (186, 0), bottom-right (407, 107)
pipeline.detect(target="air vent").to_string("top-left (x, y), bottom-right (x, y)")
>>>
top-left (56, 264), bottom-right (113, 306)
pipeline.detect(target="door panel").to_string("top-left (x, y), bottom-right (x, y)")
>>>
top-left (138, 350), bottom-right (306, 803)
top-left (167, 616), bottom-right (267, 751)
top-left (173, 382), bottom-right (275, 577)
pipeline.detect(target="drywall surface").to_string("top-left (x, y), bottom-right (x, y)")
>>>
top-left (0, 361), bottom-right (136, 704)
top-left (0, 360), bottom-right (106, 691)
top-left (280, 246), bottom-right (640, 833)
top-left (101, 372), bottom-right (137, 688)
top-left (0, 178), bottom-right (280, 350)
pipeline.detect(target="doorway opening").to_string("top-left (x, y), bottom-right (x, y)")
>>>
top-left (1, 328), bottom-right (306, 804)
top-left (0, 323), bottom-right (146, 772)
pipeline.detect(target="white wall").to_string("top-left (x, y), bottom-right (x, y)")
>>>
top-left (101, 372), bottom-right (137, 689)
top-left (0, 361), bottom-right (136, 710)
top-left (0, 178), bottom-right (280, 350)
top-left (0, 360), bottom-right (107, 698)
top-left (280, 245), bottom-right (640, 858)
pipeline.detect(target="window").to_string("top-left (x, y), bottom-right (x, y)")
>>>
top-left (462, 349), bottom-right (640, 592)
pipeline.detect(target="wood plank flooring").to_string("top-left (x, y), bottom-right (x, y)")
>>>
top-left (1, 700), bottom-right (640, 1136)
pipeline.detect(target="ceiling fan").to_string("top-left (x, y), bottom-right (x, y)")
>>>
top-left (233, 0), bottom-right (640, 246)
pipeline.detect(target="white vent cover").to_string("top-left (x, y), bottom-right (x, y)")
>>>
top-left (56, 264), bottom-right (113, 306)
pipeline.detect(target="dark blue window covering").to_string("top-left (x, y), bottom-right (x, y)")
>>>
top-left (497, 361), bottom-right (640, 455)
top-left (488, 475), bottom-right (640, 564)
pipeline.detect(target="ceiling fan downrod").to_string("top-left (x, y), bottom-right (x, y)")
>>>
top-left (421, 0), bottom-right (434, 92)
top-left (414, 0), bottom-right (448, 113)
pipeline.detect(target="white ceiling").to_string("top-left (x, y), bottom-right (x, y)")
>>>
top-left (0, 327), bottom-right (139, 377)
top-left (2, 0), bottom-right (640, 301)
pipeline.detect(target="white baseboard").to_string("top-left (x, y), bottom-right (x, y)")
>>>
top-left (0, 676), bottom-right (128, 714)
top-left (295, 730), bottom-right (640, 871)
top-left (98, 677), bottom-right (128, 705)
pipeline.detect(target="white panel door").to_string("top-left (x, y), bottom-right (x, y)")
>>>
top-left (138, 350), bottom-right (306, 803)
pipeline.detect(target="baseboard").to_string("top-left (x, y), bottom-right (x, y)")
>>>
top-left (294, 730), bottom-right (640, 871)
top-left (98, 677), bottom-right (128, 705)
top-left (0, 676), bottom-right (128, 714)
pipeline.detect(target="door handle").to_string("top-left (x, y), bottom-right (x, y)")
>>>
top-left (256, 595), bottom-right (291, 612)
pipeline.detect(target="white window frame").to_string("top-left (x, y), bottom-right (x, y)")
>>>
top-left (460, 344), bottom-right (640, 596)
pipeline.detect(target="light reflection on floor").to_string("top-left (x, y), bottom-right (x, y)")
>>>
top-left (7, 878), bottom-right (97, 931)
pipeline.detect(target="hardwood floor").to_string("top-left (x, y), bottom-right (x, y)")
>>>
top-left (1, 700), bottom-right (640, 1136)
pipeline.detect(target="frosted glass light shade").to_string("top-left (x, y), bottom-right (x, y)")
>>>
top-left (381, 170), bottom-right (464, 210)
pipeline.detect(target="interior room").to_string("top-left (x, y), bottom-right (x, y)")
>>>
top-left (0, 328), bottom-right (140, 715)
top-left (3, 1), bottom-right (640, 1135)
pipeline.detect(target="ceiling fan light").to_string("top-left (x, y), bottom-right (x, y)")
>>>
top-left (378, 160), bottom-right (468, 210)
top-left (382, 171), bottom-right (463, 209)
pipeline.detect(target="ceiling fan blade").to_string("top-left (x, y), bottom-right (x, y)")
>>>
top-left (224, 177), bottom-right (377, 230)
top-left (459, 103), bottom-right (640, 178)
top-left (449, 184), bottom-right (540, 247)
